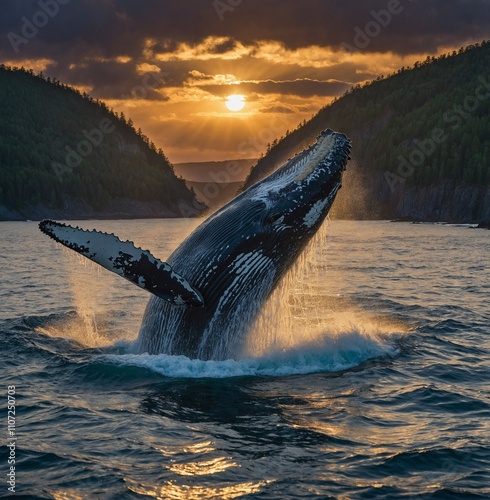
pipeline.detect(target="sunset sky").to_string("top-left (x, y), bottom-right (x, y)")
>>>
top-left (1, 0), bottom-right (489, 163)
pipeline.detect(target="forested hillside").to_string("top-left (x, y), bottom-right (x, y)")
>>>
top-left (243, 42), bottom-right (490, 223)
top-left (0, 66), bottom-right (199, 220)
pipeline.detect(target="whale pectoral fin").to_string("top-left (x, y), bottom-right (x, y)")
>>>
top-left (39, 220), bottom-right (204, 307)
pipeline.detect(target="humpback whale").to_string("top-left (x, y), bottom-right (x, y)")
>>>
top-left (40, 129), bottom-right (351, 360)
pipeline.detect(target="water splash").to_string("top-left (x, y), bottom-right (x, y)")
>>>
top-left (68, 256), bottom-right (104, 346)
top-left (37, 251), bottom-right (136, 348)
top-left (242, 220), bottom-right (407, 359)
top-left (101, 326), bottom-right (399, 378)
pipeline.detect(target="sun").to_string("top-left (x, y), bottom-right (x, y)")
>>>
top-left (225, 94), bottom-right (245, 112)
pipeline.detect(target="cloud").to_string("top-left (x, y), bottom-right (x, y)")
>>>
top-left (1, 1), bottom-right (487, 98)
top-left (199, 79), bottom-right (351, 98)
top-left (0, 0), bottom-right (490, 98)
top-left (1, 0), bottom-right (489, 60)
top-left (1, 0), bottom-right (488, 162)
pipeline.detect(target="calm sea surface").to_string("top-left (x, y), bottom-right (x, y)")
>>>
top-left (0, 219), bottom-right (489, 499)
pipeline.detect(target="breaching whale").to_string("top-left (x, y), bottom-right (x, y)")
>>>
top-left (39, 129), bottom-right (351, 360)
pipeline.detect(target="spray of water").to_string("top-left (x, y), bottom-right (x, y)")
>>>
top-left (37, 251), bottom-right (131, 348)
top-left (242, 220), bottom-right (407, 359)
top-left (37, 220), bottom-right (201, 349)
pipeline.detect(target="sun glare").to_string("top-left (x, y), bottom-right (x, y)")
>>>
top-left (225, 94), bottom-right (245, 112)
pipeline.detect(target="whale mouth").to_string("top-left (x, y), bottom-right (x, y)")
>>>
top-left (248, 130), bottom-right (350, 209)
top-left (294, 132), bottom-right (337, 182)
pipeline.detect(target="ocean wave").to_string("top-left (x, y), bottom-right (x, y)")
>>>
top-left (100, 330), bottom-right (400, 379)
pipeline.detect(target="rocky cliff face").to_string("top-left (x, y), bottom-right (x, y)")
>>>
top-left (393, 182), bottom-right (490, 223)
top-left (331, 164), bottom-right (490, 223)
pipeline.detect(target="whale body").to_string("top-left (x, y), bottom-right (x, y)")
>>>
top-left (40, 129), bottom-right (351, 360)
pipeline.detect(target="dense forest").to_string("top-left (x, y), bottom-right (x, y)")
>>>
top-left (0, 66), bottom-right (199, 220)
top-left (243, 41), bottom-right (490, 222)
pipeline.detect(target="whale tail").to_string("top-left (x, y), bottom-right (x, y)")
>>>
top-left (39, 220), bottom-right (204, 307)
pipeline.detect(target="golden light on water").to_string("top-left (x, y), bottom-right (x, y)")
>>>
top-left (169, 457), bottom-right (237, 476)
top-left (126, 479), bottom-right (273, 499)
top-left (124, 439), bottom-right (273, 498)
top-left (225, 94), bottom-right (246, 112)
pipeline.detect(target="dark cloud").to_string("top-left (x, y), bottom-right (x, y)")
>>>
top-left (210, 38), bottom-right (239, 54)
top-left (1, 0), bottom-right (488, 60)
top-left (1, 0), bottom-right (488, 100)
top-left (43, 58), bottom-right (173, 100)
top-left (1, 0), bottom-right (488, 163)
top-left (200, 79), bottom-right (350, 98)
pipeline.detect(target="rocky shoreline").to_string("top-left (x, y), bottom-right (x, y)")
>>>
top-left (0, 197), bottom-right (201, 221)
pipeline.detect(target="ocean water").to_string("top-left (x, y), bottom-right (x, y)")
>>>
top-left (0, 219), bottom-right (489, 499)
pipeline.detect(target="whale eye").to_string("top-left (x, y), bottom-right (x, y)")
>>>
top-left (265, 213), bottom-right (284, 226)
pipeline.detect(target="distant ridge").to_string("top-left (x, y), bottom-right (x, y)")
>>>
top-left (0, 66), bottom-right (200, 220)
top-left (174, 159), bottom-right (257, 183)
top-left (173, 159), bottom-right (257, 211)
top-left (242, 41), bottom-right (490, 223)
